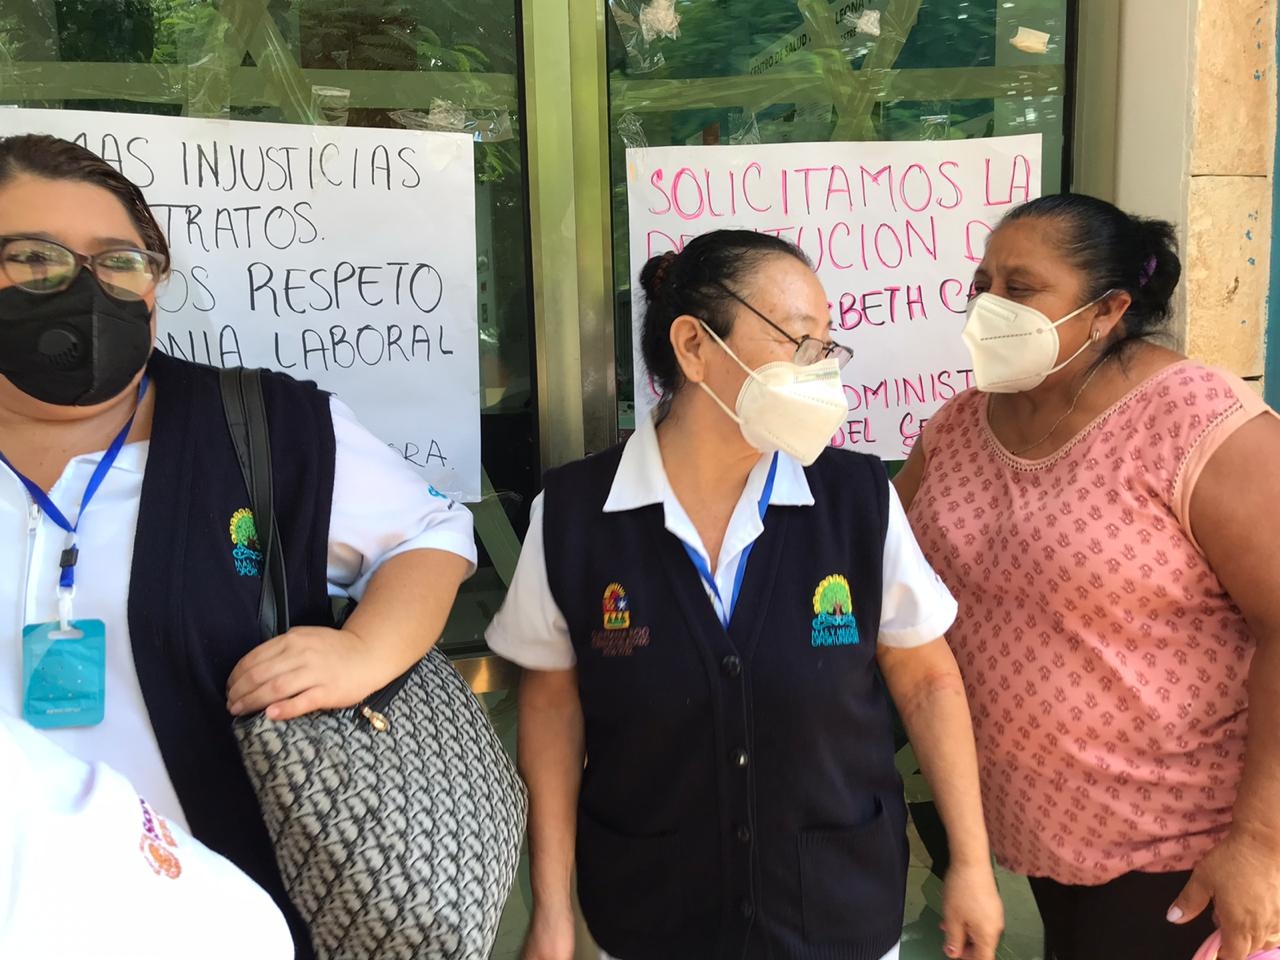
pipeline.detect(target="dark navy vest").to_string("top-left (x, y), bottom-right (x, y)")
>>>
top-left (543, 445), bottom-right (907, 960)
top-left (129, 350), bottom-right (335, 959)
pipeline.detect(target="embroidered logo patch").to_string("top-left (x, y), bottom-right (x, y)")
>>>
top-left (591, 582), bottom-right (650, 656)
top-left (603, 582), bottom-right (631, 630)
top-left (139, 797), bottom-right (182, 879)
top-left (811, 574), bottom-right (859, 647)
top-left (229, 507), bottom-right (263, 577)
top-left (427, 484), bottom-right (458, 511)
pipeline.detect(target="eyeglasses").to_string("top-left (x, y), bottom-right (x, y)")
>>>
top-left (714, 281), bottom-right (854, 369)
top-left (0, 235), bottom-right (166, 302)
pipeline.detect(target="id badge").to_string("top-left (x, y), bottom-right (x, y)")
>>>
top-left (22, 619), bottom-right (106, 729)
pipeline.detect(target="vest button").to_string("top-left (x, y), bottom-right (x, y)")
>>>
top-left (732, 748), bottom-right (749, 768)
top-left (721, 655), bottom-right (743, 678)
top-left (739, 898), bottom-right (755, 919)
top-left (736, 824), bottom-right (752, 844)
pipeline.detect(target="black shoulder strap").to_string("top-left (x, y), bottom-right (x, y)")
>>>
top-left (218, 367), bottom-right (290, 641)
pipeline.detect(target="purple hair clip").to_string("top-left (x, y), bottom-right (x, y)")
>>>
top-left (1139, 255), bottom-right (1158, 287)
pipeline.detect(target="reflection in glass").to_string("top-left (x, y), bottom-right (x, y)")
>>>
top-left (0, 0), bottom-right (539, 654)
top-left (605, 0), bottom-right (1071, 419)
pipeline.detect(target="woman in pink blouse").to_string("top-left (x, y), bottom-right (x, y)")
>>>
top-left (895, 194), bottom-right (1280, 960)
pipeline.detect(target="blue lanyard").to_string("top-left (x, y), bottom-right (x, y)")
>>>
top-left (681, 453), bottom-right (778, 630)
top-left (0, 376), bottom-right (149, 593)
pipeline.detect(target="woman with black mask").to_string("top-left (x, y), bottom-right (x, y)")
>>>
top-left (0, 134), bottom-right (477, 957)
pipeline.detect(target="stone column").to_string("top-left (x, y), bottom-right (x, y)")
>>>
top-left (1184, 0), bottom-right (1275, 384)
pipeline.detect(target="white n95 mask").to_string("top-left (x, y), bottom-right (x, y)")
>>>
top-left (697, 322), bottom-right (849, 465)
top-left (962, 291), bottom-right (1107, 393)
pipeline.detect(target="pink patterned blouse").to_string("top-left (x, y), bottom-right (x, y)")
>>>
top-left (908, 361), bottom-right (1276, 885)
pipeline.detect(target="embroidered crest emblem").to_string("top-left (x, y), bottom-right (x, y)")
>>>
top-left (229, 507), bottom-right (263, 577)
top-left (603, 582), bottom-right (631, 631)
top-left (811, 574), bottom-right (859, 647)
top-left (591, 582), bottom-right (650, 656)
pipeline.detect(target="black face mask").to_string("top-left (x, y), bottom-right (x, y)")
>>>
top-left (0, 269), bottom-right (153, 406)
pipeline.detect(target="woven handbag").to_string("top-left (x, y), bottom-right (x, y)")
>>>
top-left (220, 368), bottom-right (528, 960)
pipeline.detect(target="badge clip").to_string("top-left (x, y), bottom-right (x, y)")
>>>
top-left (54, 586), bottom-right (81, 639)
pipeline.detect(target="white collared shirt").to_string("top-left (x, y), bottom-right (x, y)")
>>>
top-left (0, 396), bottom-right (477, 830)
top-left (0, 712), bottom-right (294, 959)
top-left (486, 414), bottom-right (956, 670)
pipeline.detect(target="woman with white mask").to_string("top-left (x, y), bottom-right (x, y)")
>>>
top-left (487, 230), bottom-right (1003, 960)
top-left (895, 194), bottom-right (1280, 960)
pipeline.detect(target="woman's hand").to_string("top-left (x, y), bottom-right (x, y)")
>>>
top-left (1169, 830), bottom-right (1280, 960)
top-left (879, 639), bottom-right (1001, 957)
top-left (225, 549), bottom-right (471, 720)
top-left (941, 857), bottom-right (1005, 960)
top-left (520, 905), bottom-right (576, 960)
top-left (226, 626), bottom-right (387, 720)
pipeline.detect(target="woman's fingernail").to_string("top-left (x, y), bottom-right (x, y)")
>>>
top-left (945, 947), bottom-right (959, 958)
top-left (1167, 906), bottom-right (1184, 923)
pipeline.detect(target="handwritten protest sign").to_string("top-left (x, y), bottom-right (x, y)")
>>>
top-left (0, 109), bottom-right (480, 499)
top-left (626, 134), bottom-right (1042, 459)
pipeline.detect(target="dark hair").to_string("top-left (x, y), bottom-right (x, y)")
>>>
top-left (0, 134), bottom-right (170, 269)
top-left (639, 229), bottom-right (810, 406)
top-left (1002, 193), bottom-right (1180, 355)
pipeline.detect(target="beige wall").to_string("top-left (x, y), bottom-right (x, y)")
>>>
top-left (1110, 0), bottom-right (1276, 377)
top-left (1113, 0), bottom-right (1196, 237)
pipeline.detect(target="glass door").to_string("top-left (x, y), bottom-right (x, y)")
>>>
top-left (604, 0), bottom-right (1074, 445)
top-left (0, 0), bottom-right (540, 658)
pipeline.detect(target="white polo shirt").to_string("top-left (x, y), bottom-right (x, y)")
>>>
top-left (0, 396), bottom-right (477, 830)
top-left (487, 412), bottom-right (957, 669)
top-left (0, 712), bottom-right (294, 960)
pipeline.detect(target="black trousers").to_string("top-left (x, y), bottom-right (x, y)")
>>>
top-left (1029, 870), bottom-right (1216, 960)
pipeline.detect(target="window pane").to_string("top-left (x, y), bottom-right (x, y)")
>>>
top-left (606, 0), bottom-right (1072, 426)
top-left (0, 0), bottom-right (538, 654)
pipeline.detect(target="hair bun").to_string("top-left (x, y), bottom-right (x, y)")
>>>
top-left (1133, 218), bottom-right (1181, 308)
top-left (639, 250), bottom-right (678, 300)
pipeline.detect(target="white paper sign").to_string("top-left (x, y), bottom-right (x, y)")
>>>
top-left (0, 110), bottom-right (481, 499)
top-left (626, 134), bottom-right (1042, 459)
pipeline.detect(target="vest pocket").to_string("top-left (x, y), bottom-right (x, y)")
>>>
top-left (576, 811), bottom-right (699, 936)
top-left (796, 797), bottom-right (904, 943)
